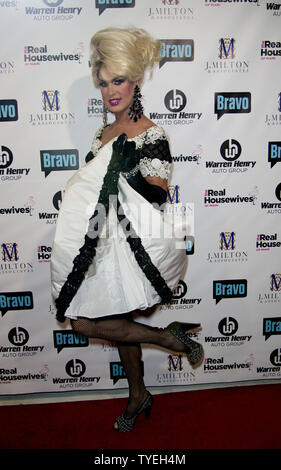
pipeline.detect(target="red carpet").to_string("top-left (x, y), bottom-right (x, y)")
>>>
top-left (1, 383), bottom-right (280, 450)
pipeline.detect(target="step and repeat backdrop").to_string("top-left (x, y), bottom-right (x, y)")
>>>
top-left (0, 0), bottom-right (281, 398)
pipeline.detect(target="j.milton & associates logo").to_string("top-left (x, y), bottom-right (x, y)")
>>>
top-left (258, 274), bottom-right (281, 304)
top-left (150, 89), bottom-right (202, 126)
top-left (0, 242), bottom-right (33, 275)
top-left (95, 0), bottom-right (135, 16)
top-left (265, 93), bottom-right (281, 126)
top-left (205, 38), bottom-right (249, 74)
top-left (159, 39), bottom-right (194, 68)
top-left (0, 60), bottom-right (15, 74)
top-left (156, 354), bottom-right (196, 385)
top-left (147, 0), bottom-right (194, 21)
top-left (29, 90), bottom-right (75, 126)
top-left (207, 231), bottom-right (248, 264)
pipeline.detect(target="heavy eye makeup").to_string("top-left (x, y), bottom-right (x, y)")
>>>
top-left (99, 77), bottom-right (126, 88)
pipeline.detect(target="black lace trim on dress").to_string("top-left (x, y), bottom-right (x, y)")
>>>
top-left (138, 138), bottom-right (172, 164)
top-left (115, 198), bottom-right (173, 303)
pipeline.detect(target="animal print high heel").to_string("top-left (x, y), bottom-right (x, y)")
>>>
top-left (166, 321), bottom-right (204, 369)
top-left (113, 391), bottom-right (154, 433)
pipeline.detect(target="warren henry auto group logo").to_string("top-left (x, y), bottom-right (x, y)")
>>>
top-left (52, 359), bottom-right (100, 389)
top-left (150, 89), bottom-right (202, 126)
top-left (38, 190), bottom-right (63, 224)
top-left (205, 138), bottom-right (256, 174)
top-left (205, 317), bottom-right (252, 348)
top-left (25, 0), bottom-right (83, 21)
top-left (0, 145), bottom-right (31, 182)
top-left (0, 327), bottom-right (44, 358)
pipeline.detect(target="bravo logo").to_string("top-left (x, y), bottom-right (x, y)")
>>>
top-left (268, 142), bottom-right (281, 168)
top-left (53, 330), bottom-right (88, 353)
top-left (213, 279), bottom-right (247, 304)
top-left (110, 360), bottom-right (144, 385)
top-left (0, 292), bottom-right (34, 316)
top-left (263, 317), bottom-right (281, 341)
top-left (215, 92), bottom-right (251, 120)
top-left (95, 0), bottom-right (135, 16)
top-left (40, 149), bottom-right (79, 177)
top-left (0, 100), bottom-right (18, 122)
top-left (159, 39), bottom-right (194, 68)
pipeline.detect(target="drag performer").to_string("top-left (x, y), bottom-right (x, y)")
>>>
top-left (51, 27), bottom-right (204, 432)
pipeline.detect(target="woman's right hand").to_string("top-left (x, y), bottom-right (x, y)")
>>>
top-left (121, 139), bottom-right (139, 173)
top-left (112, 133), bottom-right (127, 157)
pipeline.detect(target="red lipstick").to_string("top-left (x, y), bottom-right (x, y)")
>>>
top-left (109, 98), bottom-right (121, 106)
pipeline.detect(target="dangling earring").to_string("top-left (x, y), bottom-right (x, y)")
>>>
top-left (129, 85), bottom-right (143, 122)
top-left (103, 103), bottom-right (108, 127)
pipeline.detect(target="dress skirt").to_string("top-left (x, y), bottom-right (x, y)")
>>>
top-left (50, 137), bottom-right (187, 320)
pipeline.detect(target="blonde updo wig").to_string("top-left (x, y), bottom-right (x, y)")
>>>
top-left (90, 27), bottom-right (161, 88)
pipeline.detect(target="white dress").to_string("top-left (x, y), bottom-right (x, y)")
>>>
top-left (50, 125), bottom-right (187, 320)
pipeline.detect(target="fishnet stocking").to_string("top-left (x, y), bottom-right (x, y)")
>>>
top-left (70, 315), bottom-right (178, 349)
top-left (70, 315), bottom-right (185, 423)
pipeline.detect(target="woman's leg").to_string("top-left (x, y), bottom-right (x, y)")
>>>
top-left (71, 315), bottom-right (185, 353)
top-left (116, 342), bottom-right (147, 417)
top-left (71, 314), bottom-right (203, 431)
